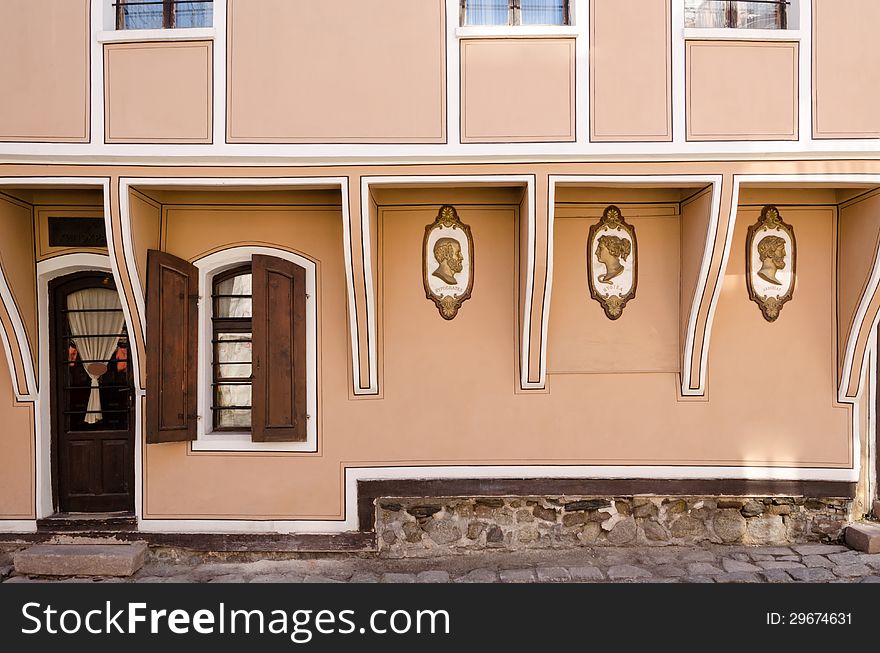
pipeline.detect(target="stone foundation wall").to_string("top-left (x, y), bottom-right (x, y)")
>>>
top-left (376, 496), bottom-right (852, 557)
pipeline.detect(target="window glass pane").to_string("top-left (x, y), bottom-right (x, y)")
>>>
top-left (521, 0), bottom-right (567, 26)
top-left (216, 332), bottom-right (252, 365)
top-left (216, 383), bottom-right (251, 408)
top-left (734, 1), bottom-right (786, 29)
top-left (215, 331), bottom-right (251, 379)
top-left (174, 1), bottom-right (214, 28)
top-left (684, 0), bottom-right (729, 28)
top-left (465, 0), bottom-right (509, 25)
top-left (119, 0), bottom-right (164, 29)
top-left (216, 408), bottom-right (252, 429)
top-left (214, 272), bottom-right (252, 318)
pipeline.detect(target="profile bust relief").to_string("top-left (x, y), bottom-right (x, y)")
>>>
top-left (587, 205), bottom-right (638, 320)
top-left (595, 234), bottom-right (632, 284)
top-left (423, 205), bottom-right (474, 320)
top-left (746, 205), bottom-right (796, 322)
top-left (755, 234), bottom-right (786, 286)
top-left (431, 237), bottom-right (464, 285)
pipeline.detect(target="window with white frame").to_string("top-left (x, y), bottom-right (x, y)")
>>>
top-left (115, 0), bottom-right (213, 30)
top-left (144, 246), bottom-right (317, 452)
top-left (684, 1), bottom-right (790, 29)
top-left (460, 0), bottom-right (571, 26)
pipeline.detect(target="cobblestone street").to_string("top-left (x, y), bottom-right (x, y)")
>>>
top-left (3, 543), bottom-right (880, 584)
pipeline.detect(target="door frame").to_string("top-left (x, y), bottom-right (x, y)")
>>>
top-left (35, 253), bottom-right (140, 519)
top-left (48, 269), bottom-right (134, 514)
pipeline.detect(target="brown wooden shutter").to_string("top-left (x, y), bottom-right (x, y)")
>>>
top-left (146, 249), bottom-right (198, 443)
top-left (251, 254), bottom-right (307, 442)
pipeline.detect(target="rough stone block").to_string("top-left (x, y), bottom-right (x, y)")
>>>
top-left (14, 544), bottom-right (147, 577)
top-left (845, 523), bottom-right (880, 554)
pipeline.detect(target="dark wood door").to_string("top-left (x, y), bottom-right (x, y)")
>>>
top-left (50, 272), bottom-right (134, 513)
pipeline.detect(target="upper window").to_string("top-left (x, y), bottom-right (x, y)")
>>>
top-left (115, 0), bottom-right (213, 30)
top-left (461, 0), bottom-right (571, 26)
top-left (684, 1), bottom-right (788, 29)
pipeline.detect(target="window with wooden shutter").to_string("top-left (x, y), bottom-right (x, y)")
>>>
top-left (146, 249), bottom-right (198, 443)
top-left (251, 254), bottom-right (307, 442)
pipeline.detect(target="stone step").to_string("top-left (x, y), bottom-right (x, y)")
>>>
top-left (844, 522), bottom-right (880, 554)
top-left (13, 543), bottom-right (147, 577)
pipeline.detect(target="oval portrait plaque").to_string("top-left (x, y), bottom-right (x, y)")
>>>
top-left (423, 205), bottom-right (474, 320)
top-left (586, 205), bottom-right (638, 320)
top-left (746, 205), bottom-right (796, 322)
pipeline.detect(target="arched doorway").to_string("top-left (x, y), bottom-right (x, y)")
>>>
top-left (48, 271), bottom-right (134, 513)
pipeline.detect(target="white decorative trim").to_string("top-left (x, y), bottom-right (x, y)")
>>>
top-left (212, 0), bottom-right (227, 147)
top-left (455, 26), bottom-right (579, 38)
top-left (548, 174), bottom-right (723, 396)
top-left (0, 520), bottom-right (36, 533)
top-left (91, 1), bottom-right (105, 145)
top-left (138, 461), bottom-right (859, 533)
top-left (360, 174), bottom-right (536, 390)
top-left (191, 246), bottom-right (318, 452)
top-left (682, 28), bottom-right (801, 41)
top-left (445, 0), bottom-right (462, 147)
top-left (96, 28), bottom-right (215, 43)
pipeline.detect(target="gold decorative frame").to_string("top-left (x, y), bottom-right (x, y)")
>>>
top-left (746, 205), bottom-right (796, 322)
top-left (587, 205), bottom-right (638, 320)
top-left (423, 205), bottom-right (474, 320)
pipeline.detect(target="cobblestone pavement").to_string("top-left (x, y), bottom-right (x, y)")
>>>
top-left (2, 543), bottom-right (880, 583)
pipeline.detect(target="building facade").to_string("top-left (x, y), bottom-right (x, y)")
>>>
top-left (0, 1), bottom-right (877, 548)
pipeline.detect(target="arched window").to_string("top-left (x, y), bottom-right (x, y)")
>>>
top-left (211, 265), bottom-right (253, 431)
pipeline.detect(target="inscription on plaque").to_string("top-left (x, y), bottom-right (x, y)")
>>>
top-left (48, 217), bottom-right (107, 248)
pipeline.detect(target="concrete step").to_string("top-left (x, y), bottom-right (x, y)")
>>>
top-left (845, 522), bottom-right (880, 554)
top-left (13, 543), bottom-right (147, 577)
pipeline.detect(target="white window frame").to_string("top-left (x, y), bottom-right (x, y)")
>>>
top-left (99, 0), bottom-right (215, 42)
top-left (192, 246), bottom-right (318, 453)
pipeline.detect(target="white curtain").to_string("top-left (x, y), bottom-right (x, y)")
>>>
top-left (465, 0), bottom-right (509, 26)
top-left (67, 289), bottom-right (125, 425)
top-left (521, 0), bottom-right (566, 25)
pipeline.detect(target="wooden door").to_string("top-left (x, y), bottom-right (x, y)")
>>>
top-left (50, 272), bottom-right (134, 513)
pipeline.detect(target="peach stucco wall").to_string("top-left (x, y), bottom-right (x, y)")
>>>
top-left (129, 190), bottom-right (162, 289)
top-left (590, 0), bottom-right (671, 142)
top-left (0, 194), bottom-right (37, 371)
top-left (549, 203), bottom-right (679, 373)
top-left (134, 191), bottom-right (851, 520)
top-left (0, 343), bottom-right (35, 519)
top-left (812, 0), bottom-right (880, 138)
top-left (461, 39), bottom-right (575, 143)
top-left (686, 40), bottom-right (798, 141)
top-left (105, 41), bottom-right (213, 144)
top-left (226, 0), bottom-right (445, 143)
top-left (0, 0), bottom-right (89, 142)
top-left (710, 205), bottom-right (845, 464)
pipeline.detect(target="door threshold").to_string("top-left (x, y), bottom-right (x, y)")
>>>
top-left (36, 512), bottom-right (137, 533)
